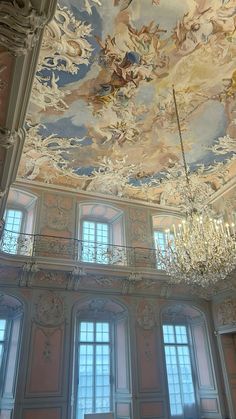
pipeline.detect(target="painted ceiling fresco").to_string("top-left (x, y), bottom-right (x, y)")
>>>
top-left (18, 0), bottom-right (236, 205)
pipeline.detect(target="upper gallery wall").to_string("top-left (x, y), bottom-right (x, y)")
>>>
top-left (18, 0), bottom-right (236, 205)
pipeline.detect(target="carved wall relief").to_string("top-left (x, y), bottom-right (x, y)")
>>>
top-left (129, 207), bottom-right (151, 247)
top-left (136, 300), bottom-right (155, 330)
top-left (35, 291), bottom-right (64, 327)
top-left (215, 298), bottom-right (236, 327)
top-left (41, 193), bottom-right (75, 233)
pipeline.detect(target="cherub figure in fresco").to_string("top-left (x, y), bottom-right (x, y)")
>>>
top-left (94, 22), bottom-right (167, 106)
top-left (173, 3), bottom-right (236, 55)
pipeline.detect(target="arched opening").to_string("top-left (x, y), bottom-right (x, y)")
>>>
top-left (78, 203), bottom-right (126, 265)
top-left (0, 294), bottom-right (23, 417)
top-left (161, 303), bottom-right (221, 419)
top-left (1, 188), bottom-right (38, 255)
top-left (72, 297), bottom-right (131, 419)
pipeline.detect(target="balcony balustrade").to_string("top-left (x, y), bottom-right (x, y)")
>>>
top-left (0, 229), bottom-right (158, 270)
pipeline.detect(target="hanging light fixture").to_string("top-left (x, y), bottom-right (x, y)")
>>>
top-left (157, 87), bottom-right (236, 287)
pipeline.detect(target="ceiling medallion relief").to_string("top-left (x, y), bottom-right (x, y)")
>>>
top-left (0, 1), bottom-right (50, 56)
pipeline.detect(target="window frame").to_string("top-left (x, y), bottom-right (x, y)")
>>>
top-left (75, 316), bottom-right (115, 419)
top-left (2, 207), bottom-right (26, 255)
top-left (80, 219), bottom-right (111, 264)
top-left (0, 318), bottom-right (11, 395)
top-left (154, 229), bottom-right (171, 269)
top-left (162, 322), bottom-right (199, 419)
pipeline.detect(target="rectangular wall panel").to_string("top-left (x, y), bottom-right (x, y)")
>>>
top-left (26, 325), bottom-right (64, 395)
top-left (140, 401), bottom-right (164, 418)
top-left (23, 408), bottom-right (61, 419)
top-left (136, 327), bottom-right (161, 392)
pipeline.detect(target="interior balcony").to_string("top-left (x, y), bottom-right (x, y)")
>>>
top-left (0, 229), bottom-right (163, 278)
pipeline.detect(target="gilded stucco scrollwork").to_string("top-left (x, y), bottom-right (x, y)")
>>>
top-left (216, 298), bottom-right (236, 326)
top-left (0, 1), bottom-right (47, 55)
top-left (35, 291), bottom-right (64, 326)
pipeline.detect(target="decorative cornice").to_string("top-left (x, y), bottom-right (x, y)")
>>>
top-left (0, 127), bottom-right (25, 149)
top-left (0, 1), bottom-right (47, 55)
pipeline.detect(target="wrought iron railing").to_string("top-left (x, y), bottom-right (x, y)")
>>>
top-left (0, 229), bottom-right (158, 269)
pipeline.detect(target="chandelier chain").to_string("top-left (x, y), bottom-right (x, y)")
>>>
top-left (172, 86), bottom-right (190, 186)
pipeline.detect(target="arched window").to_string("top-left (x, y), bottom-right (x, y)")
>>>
top-left (1, 188), bottom-right (37, 255)
top-left (78, 203), bottom-right (125, 265)
top-left (0, 294), bottom-right (23, 418)
top-left (72, 298), bottom-right (131, 419)
top-left (161, 304), bottom-right (222, 419)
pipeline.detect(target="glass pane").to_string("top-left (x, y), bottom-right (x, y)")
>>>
top-left (81, 221), bottom-right (109, 264)
top-left (175, 325), bottom-right (188, 344)
top-left (164, 324), bottom-right (196, 418)
top-left (95, 344), bottom-right (110, 412)
top-left (77, 321), bottom-right (111, 419)
top-left (2, 209), bottom-right (23, 254)
top-left (163, 325), bottom-right (175, 344)
top-left (77, 344), bottom-right (94, 419)
top-left (96, 322), bottom-right (109, 342)
top-left (80, 322), bottom-right (94, 342)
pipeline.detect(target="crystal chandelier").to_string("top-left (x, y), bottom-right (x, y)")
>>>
top-left (158, 87), bottom-right (236, 287)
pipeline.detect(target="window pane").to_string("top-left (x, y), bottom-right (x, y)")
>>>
top-left (163, 325), bottom-right (175, 344)
top-left (81, 221), bottom-right (109, 264)
top-left (80, 322), bottom-right (94, 342)
top-left (175, 325), bottom-right (188, 344)
top-left (77, 321), bottom-right (111, 419)
top-left (2, 209), bottom-right (23, 254)
top-left (163, 324), bottom-right (196, 418)
top-left (77, 344), bottom-right (94, 419)
top-left (96, 323), bottom-right (109, 342)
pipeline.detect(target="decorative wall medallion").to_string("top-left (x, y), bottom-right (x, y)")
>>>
top-left (136, 300), bottom-right (155, 330)
top-left (216, 298), bottom-right (236, 326)
top-left (35, 292), bottom-right (64, 326)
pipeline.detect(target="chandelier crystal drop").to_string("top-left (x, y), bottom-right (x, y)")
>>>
top-left (158, 87), bottom-right (236, 287)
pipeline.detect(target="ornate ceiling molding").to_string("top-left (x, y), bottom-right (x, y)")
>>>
top-left (0, 1), bottom-right (48, 55)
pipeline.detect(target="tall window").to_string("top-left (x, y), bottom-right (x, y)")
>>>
top-left (77, 321), bottom-right (111, 419)
top-left (2, 209), bottom-right (24, 254)
top-left (0, 295), bottom-right (23, 416)
top-left (154, 230), bottom-right (169, 269)
top-left (81, 221), bottom-right (109, 264)
top-left (0, 319), bottom-right (7, 374)
top-left (163, 324), bottom-right (196, 418)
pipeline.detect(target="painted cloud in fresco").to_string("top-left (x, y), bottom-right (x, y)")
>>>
top-left (19, 0), bottom-right (236, 203)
